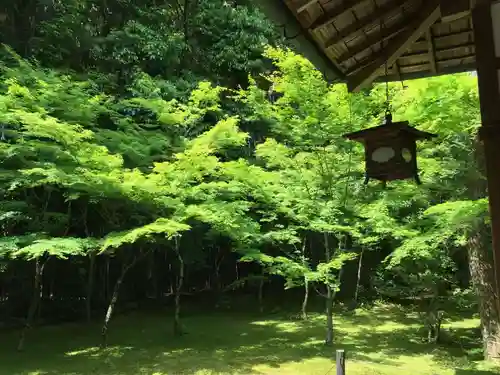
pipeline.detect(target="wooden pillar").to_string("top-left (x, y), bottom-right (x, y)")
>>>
top-left (473, 0), bottom-right (500, 310)
top-left (336, 349), bottom-right (345, 375)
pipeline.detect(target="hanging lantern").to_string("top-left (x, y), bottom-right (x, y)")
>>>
top-left (342, 111), bottom-right (436, 185)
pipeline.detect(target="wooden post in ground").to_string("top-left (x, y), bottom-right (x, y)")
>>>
top-left (336, 349), bottom-right (345, 375)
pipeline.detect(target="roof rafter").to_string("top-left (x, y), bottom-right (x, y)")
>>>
top-left (297, 0), bottom-right (318, 14)
top-left (336, 19), bottom-right (408, 64)
top-left (308, 0), bottom-right (366, 30)
top-left (346, 30), bottom-right (472, 76)
top-left (399, 53), bottom-right (475, 68)
top-left (413, 30), bottom-right (473, 48)
top-left (381, 62), bottom-right (476, 81)
top-left (347, 0), bottom-right (441, 92)
top-left (322, 0), bottom-right (409, 48)
top-left (402, 41), bottom-right (474, 59)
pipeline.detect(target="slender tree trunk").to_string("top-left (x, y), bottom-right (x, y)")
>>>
top-left (83, 205), bottom-right (96, 322)
top-left (147, 251), bottom-right (158, 299)
top-left (212, 248), bottom-right (224, 307)
top-left (37, 270), bottom-right (44, 323)
top-left (354, 248), bottom-right (365, 304)
top-left (101, 255), bottom-right (141, 348)
top-left (173, 238), bottom-right (184, 336)
top-left (302, 279), bottom-right (310, 320)
top-left (468, 226), bottom-right (500, 359)
top-left (301, 237), bottom-right (309, 320)
top-left (258, 277), bottom-right (264, 313)
top-left (169, 262), bottom-right (174, 296)
top-left (214, 251), bottom-right (221, 291)
top-left (214, 249), bottom-right (224, 293)
top-left (18, 258), bottom-right (47, 351)
top-left (325, 284), bottom-right (334, 345)
top-left (324, 233), bottom-right (334, 345)
top-left (86, 252), bottom-right (96, 323)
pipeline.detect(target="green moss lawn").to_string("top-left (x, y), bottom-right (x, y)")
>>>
top-left (1, 305), bottom-right (499, 375)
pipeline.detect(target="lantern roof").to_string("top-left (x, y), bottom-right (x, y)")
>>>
top-left (343, 119), bottom-right (437, 142)
top-left (255, 0), bottom-right (476, 92)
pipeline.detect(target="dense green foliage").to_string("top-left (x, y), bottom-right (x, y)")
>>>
top-left (0, 0), bottom-right (499, 371)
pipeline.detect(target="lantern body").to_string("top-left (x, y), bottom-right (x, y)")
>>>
top-left (343, 119), bottom-right (436, 184)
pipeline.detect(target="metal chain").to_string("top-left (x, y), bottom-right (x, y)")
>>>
top-left (380, 17), bottom-right (391, 117)
top-left (343, 92), bottom-right (355, 207)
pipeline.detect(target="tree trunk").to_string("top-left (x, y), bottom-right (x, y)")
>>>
top-left (258, 277), bottom-right (264, 313)
top-left (324, 233), bottom-right (334, 345)
top-left (325, 284), bottom-right (334, 345)
top-left (468, 226), bottom-right (500, 359)
top-left (18, 258), bottom-right (47, 351)
top-left (86, 252), bottom-right (96, 323)
top-left (213, 248), bottom-right (224, 302)
top-left (354, 248), bottom-right (365, 304)
top-left (37, 268), bottom-right (44, 323)
top-left (173, 238), bottom-right (184, 336)
top-left (147, 251), bottom-right (158, 300)
top-left (301, 237), bottom-right (309, 320)
top-left (101, 255), bottom-right (141, 348)
top-left (302, 279), bottom-right (310, 320)
top-left (214, 248), bottom-right (223, 292)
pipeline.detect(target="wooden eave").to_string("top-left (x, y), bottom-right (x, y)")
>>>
top-left (256, 0), bottom-right (476, 91)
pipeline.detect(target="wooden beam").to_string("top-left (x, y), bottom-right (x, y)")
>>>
top-left (413, 30), bottom-right (473, 50)
top-left (346, 41), bottom-right (474, 77)
top-left (350, 50), bottom-right (474, 76)
top-left (308, 0), bottom-right (365, 30)
top-left (426, 29), bottom-right (438, 73)
top-left (379, 62), bottom-right (476, 81)
top-left (437, 54), bottom-right (475, 64)
top-left (472, 0), bottom-right (500, 336)
top-left (347, 0), bottom-right (441, 92)
top-left (397, 53), bottom-right (475, 68)
top-left (322, 0), bottom-right (408, 47)
top-left (419, 30), bottom-right (473, 43)
top-left (345, 59), bottom-right (373, 76)
top-left (336, 19), bottom-right (408, 64)
top-left (440, 0), bottom-right (471, 23)
top-left (385, 55), bottom-right (475, 75)
top-left (342, 29), bottom-right (472, 69)
top-left (402, 42), bottom-right (475, 59)
top-left (297, 0), bottom-right (318, 14)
